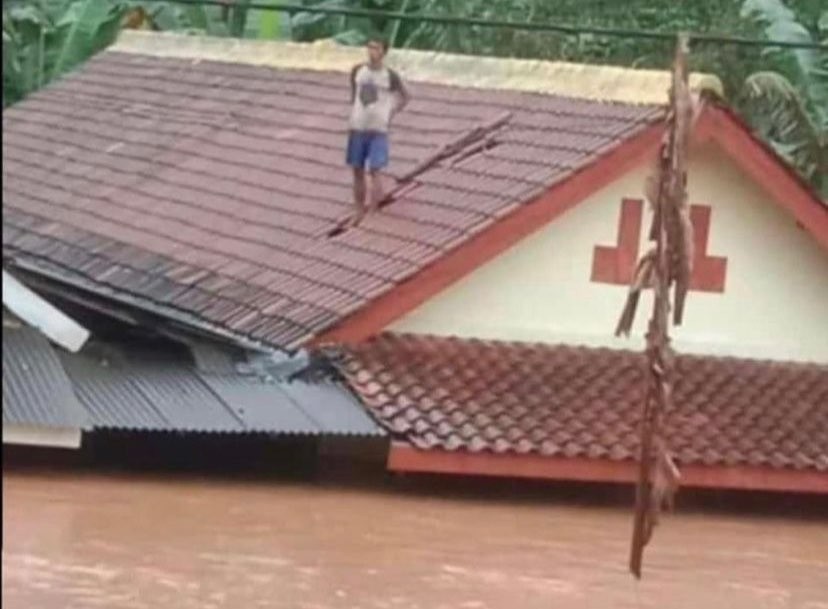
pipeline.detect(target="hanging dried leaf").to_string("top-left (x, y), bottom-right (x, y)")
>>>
top-left (615, 248), bottom-right (657, 337)
top-left (623, 34), bottom-right (695, 580)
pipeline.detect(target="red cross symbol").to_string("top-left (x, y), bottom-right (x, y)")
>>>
top-left (591, 198), bottom-right (728, 292)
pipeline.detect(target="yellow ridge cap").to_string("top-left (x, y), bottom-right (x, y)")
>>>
top-left (113, 30), bottom-right (723, 104)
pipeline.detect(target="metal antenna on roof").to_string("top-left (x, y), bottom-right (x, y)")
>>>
top-left (614, 33), bottom-right (699, 580)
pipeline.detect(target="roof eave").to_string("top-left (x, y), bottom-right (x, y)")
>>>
top-left (388, 443), bottom-right (828, 494)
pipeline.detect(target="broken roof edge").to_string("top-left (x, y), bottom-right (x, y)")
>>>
top-left (112, 30), bottom-right (723, 105)
top-left (4, 253), bottom-right (291, 356)
top-left (2, 269), bottom-right (90, 352)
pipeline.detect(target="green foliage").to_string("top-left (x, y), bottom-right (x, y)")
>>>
top-left (288, 0), bottom-right (772, 96)
top-left (3, 0), bottom-right (124, 105)
top-left (246, 0), bottom-right (284, 39)
top-left (740, 1), bottom-right (827, 197)
top-left (2, 0), bottom-right (292, 108)
top-left (50, 0), bottom-right (123, 79)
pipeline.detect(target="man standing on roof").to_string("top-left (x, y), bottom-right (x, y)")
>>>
top-left (347, 36), bottom-right (410, 225)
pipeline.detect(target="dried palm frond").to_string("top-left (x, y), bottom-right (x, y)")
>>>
top-left (624, 34), bottom-right (695, 580)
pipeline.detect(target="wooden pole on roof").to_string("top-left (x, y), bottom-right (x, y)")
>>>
top-left (615, 33), bottom-right (699, 579)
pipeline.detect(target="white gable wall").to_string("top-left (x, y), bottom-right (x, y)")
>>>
top-left (392, 142), bottom-right (828, 363)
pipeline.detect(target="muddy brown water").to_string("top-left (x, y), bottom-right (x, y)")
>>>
top-left (3, 470), bottom-right (827, 609)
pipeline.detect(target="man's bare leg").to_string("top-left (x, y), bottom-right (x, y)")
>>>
top-left (368, 169), bottom-right (384, 213)
top-left (351, 168), bottom-right (367, 225)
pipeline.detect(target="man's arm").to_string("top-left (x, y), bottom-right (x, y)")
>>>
top-left (389, 69), bottom-right (410, 114)
top-left (349, 64), bottom-right (361, 103)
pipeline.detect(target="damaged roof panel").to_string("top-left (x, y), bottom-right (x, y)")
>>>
top-left (281, 381), bottom-right (383, 436)
top-left (196, 373), bottom-right (320, 435)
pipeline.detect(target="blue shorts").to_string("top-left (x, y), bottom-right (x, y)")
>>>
top-left (346, 131), bottom-right (389, 170)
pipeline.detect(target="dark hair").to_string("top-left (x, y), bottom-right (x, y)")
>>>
top-left (367, 35), bottom-right (390, 53)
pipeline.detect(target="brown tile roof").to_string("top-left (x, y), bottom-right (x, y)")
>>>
top-left (2, 49), bottom-right (661, 350)
top-left (336, 333), bottom-right (828, 472)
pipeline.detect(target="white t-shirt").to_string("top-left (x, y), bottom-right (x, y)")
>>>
top-left (349, 64), bottom-right (405, 133)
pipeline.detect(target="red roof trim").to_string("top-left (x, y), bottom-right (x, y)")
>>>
top-left (314, 107), bottom-right (828, 346)
top-left (388, 444), bottom-right (828, 494)
top-left (696, 106), bottom-right (828, 251)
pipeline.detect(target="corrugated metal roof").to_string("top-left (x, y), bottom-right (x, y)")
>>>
top-left (58, 349), bottom-right (243, 433)
top-left (281, 381), bottom-right (385, 436)
top-left (56, 343), bottom-right (383, 436)
top-left (58, 351), bottom-right (171, 431)
top-left (2, 326), bottom-right (88, 429)
top-left (196, 373), bottom-right (320, 434)
top-left (198, 373), bottom-right (381, 436)
top-left (126, 356), bottom-right (247, 433)
top-left (189, 340), bottom-right (381, 435)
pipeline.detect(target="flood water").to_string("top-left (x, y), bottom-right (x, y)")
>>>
top-left (3, 470), bottom-right (827, 609)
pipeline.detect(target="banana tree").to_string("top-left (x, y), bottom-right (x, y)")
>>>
top-left (3, 3), bottom-right (48, 104)
top-left (3, 0), bottom-right (128, 106)
top-left (289, 0), bottom-right (403, 46)
top-left (2, 0), bottom-right (292, 108)
top-left (740, 1), bottom-right (827, 199)
top-left (121, 1), bottom-right (229, 35)
top-left (244, 0), bottom-right (286, 39)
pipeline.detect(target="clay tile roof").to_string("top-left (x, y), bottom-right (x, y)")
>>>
top-left (336, 333), bottom-right (828, 472)
top-left (2, 38), bottom-right (663, 351)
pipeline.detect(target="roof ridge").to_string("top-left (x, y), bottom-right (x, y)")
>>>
top-left (112, 31), bottom-right (723, 105)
